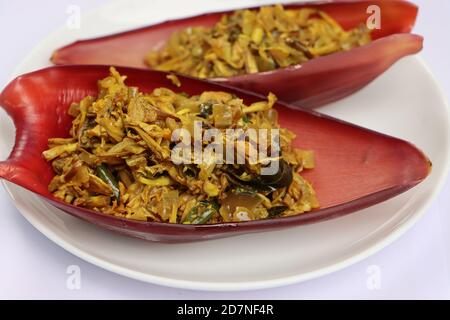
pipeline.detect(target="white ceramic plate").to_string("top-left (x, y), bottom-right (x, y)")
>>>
top-left (0, 0), bottom-right (449, 291)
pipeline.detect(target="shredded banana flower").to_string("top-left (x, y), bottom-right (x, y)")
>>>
top-left (146, 4), bottom-right (371, 78)
top-left (43, 67), bottom-right (319, 224)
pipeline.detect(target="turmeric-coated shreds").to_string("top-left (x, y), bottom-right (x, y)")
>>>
top-left (43, 67), bottom-right (319, 224)
top-left (146, 4), bottom-right (371, 78)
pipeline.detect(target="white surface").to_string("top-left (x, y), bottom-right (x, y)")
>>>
top-left (0, 0), bottom-right (449, 299)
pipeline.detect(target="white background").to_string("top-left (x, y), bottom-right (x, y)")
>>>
top-left (0, 0), bottom-right (449, 299)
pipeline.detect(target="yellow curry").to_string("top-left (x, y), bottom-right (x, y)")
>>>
top-left (146, 4), bottom-right (371, 78)
top-left (43, 68), bottom-right (318, 223)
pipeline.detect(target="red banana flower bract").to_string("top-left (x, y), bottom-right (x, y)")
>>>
top-left (0, 65), bottom-right (430, 242)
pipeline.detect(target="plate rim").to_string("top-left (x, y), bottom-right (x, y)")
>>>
top-left (1, 0), bottom-right (449, 291)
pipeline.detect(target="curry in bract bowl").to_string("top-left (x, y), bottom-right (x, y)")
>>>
top-left (42, 67), bottom-right (318, 224)
top-left (146, 4), bottom-right (371, 78)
